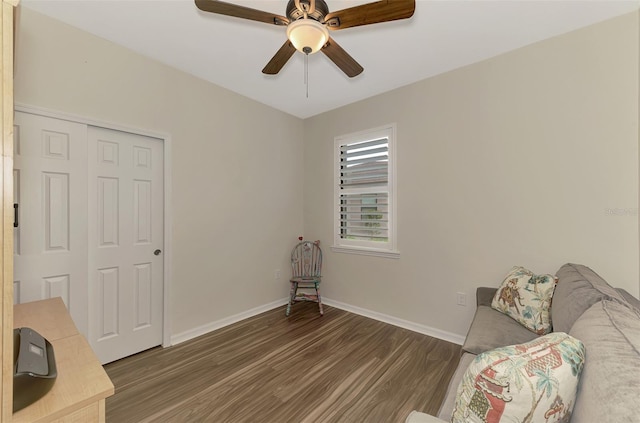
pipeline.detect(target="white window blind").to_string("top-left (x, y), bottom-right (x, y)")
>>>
top-left (339, 138), bottom-right (389, 242)
top-left (333, 124), bottom-right (397, 257)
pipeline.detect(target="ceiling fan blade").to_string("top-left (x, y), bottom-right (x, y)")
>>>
top-left (321, 37), bottom-right (363, 78)
top-left (262, 41), bottom-right (297, 75)
top-left (195, 0), bottom-right (289, 26)
top-left (324, 0), bottom-right (415, 30)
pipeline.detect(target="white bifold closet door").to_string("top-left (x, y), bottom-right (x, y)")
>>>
top-left (88, 126), bottom-right (164, 364)
top-left (13, 113), bottom-right (89, 334)
top-left (13, 112), bottom-right (164, 364)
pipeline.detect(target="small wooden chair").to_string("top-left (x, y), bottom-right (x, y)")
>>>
top-left (286, 239), bottom-right (323, 316)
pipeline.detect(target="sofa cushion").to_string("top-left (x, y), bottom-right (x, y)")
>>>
top-left (491, 266), bottom-right (557, 335)
top-left (552, 263), bottom-right (628, 333)
top-left (569, 300), bottom-right (640, 422)
top-left (462, 305), bottom-right (538, 355)
top-left (436, 352), bottom-right (476, 421)
top-left (452, 332), bottom-right (585, 423)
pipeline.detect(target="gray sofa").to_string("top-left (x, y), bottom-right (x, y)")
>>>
top-left (406, 263), bottom-right (640, 423)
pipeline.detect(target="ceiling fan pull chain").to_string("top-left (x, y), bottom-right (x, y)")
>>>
top-left (305, 53), bottom-right (309, 98)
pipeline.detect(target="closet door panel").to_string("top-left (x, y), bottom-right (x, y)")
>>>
top-left (13, 111), bottom-right (89, 336)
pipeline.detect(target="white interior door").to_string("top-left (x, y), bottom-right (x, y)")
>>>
top-left (13, 112), bottom-right (89, 336)
top-left (88, 126), bottom-right (164, 364)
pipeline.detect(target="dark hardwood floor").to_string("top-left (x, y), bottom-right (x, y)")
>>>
top-left (105, 302), bottom-right (461, 422)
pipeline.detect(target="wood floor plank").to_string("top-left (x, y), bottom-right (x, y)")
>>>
top-left (105, 303), bottom-right (461, 422)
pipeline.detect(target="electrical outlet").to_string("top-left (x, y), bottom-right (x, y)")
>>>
top-left (456, 292), bottom-right (467, 306)
top-left (274, 269), bottom-right (281, 280)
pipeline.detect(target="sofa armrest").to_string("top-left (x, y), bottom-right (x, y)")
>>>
top-left (405, 411), bottom-right (448, 423)
top-left (476, 287), bottom-right (497, 307)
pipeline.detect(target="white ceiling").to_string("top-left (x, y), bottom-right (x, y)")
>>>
top-left (20, 0), bottom-right (640, 119)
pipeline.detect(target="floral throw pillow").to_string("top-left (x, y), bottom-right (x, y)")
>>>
top-left (451, 332), bottom-right (585, 423)
top-left (491, 266), bottom-right (558, 334)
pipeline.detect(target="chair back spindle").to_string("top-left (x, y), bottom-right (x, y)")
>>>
top-left (291, 241), bottom-right (322, 279)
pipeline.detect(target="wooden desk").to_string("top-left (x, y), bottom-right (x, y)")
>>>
top-left (12, 298), bottom-right (114, 422)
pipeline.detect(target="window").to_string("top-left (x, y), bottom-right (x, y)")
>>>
top-left (332, 124), bottom-right (398, 258)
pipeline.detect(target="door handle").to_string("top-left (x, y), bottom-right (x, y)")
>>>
top-left (13, 203), bottom-right (18, 228)
top-left (154, 249), bottom-right (162, 256)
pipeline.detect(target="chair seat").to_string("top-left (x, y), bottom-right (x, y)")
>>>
top-left (290, 276), bottom-right (321, 283)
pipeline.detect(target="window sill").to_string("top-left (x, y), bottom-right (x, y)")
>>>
top-left (331, 245), bottom-right (400, 259)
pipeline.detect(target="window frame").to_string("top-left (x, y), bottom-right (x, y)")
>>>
top-left (332, 124), bottom-right (399, 259)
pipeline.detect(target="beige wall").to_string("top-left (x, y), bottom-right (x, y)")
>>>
top-left (14, 8), bottom-right (304, 336)
top-left (303, 12), bottom-right (640, 337)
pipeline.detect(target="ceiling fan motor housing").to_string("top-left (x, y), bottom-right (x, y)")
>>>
top-left (286, 0), bottom-right (329, 22)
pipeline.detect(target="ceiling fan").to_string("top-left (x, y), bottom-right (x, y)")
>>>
top-left (194, 0), bottom-right (416, 78)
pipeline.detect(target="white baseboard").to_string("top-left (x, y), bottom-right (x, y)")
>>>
top-left (170, 297), bottom-right (465, 347)
top-left (170, 298), bottom-right (288, 346)
top-left (323, 298), bottom-right (466, 345)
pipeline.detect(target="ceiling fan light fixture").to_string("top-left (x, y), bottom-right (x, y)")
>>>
top-left (286, 19), bottom-right (329, 54)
